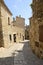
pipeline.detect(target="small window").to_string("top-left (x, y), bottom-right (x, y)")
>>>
top-left (8, 17), bottom-right (10, 25)
top-left (9, 34), bottom-right (12, 41)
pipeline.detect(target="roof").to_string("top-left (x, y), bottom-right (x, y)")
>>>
top-left (1, 0), bottom-right (12, 15)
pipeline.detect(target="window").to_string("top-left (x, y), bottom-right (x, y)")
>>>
top-left (8, 17), bottom-right (10, 25)
top-left (9, 34), bottom-right (12, 41)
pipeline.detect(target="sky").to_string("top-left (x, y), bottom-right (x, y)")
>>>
top-left (4, 0), bottom-right (32, 25)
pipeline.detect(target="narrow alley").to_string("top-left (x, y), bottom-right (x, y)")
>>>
top-left (0, 40), bottom-right (43, 65)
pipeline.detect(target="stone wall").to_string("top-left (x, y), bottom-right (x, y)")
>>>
top-left (0, 0), bottom-right (25, 48)
top-left (25, 25), bottom-right (29, 40)
top-left (0, 2), bottom-right (4, 47)
top-left (30, 0), bottom-right (43, 58)
top-left (12, 16), bottom-right (25, 43)
top-left (1, 1), bottom-right (13, 48)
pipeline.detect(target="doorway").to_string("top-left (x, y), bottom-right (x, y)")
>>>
top-left (13, 34), bottom-right (16, 42)
top-left (23, 36), bottom-right (24, 41)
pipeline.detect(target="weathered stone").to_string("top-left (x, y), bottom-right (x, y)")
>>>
top-left (29, 0), bottom-right (43, 58)
top-left (0, 0), bottom-right (25, 48)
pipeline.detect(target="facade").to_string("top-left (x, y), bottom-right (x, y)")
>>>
top-left (29, 0), bottom-right (43, 58)
top-left (25, 25), bottom-right (29, 40)
top-left (12, 16), bottom-right (25, 43)
top-left (0, 0), bottom-right (25, 48)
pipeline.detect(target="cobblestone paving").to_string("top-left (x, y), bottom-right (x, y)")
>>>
top-left (14, 50), bottom-right (27, 65)
top-left (23, 42), bottom-right (43, 65)
top-left (0, 56), bottom-right (14, 65)
top-left (13, 41), bottom-right (43, 65)
top-left (0, 40), bottom-right (43, 65)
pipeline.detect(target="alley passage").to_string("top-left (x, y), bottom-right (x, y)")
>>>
top-left (0, 40), bottom-right (43, 65)
top-left (14, 41), bottom-right (43, 65)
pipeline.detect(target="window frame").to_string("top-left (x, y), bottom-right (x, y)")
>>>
top-left (8, 17), bottom-right (10, 25)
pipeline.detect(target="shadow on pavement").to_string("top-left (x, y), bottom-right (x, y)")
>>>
top-left (23, 41), bottom-right (43, 65)
top-left (0, 41), bottom-right (43, 65)
top-left (0, 56), bottom-right (14, 65)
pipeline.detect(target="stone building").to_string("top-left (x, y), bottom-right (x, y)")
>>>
top-left (12, 16), bottom-right (25, 43)
top-left (0, 0), bottom-right (25, 48)
top-left (29, 0), bottom-right (43, 58)
top-left (25, 25), bottom-right (29, 40)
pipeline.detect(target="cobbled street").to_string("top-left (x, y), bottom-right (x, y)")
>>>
top-left (0, 40), bottom-right (43, 65)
